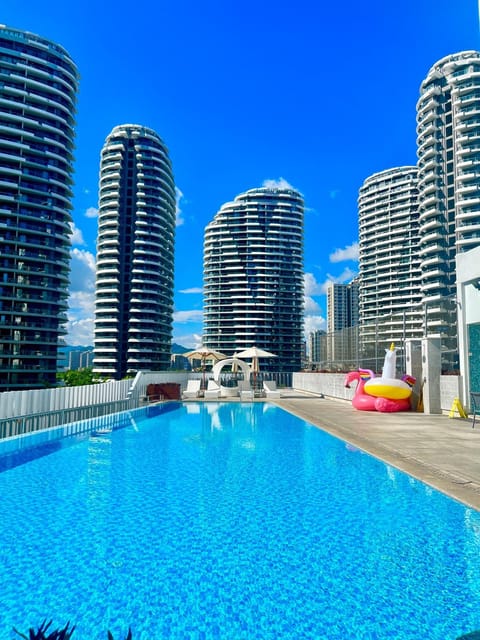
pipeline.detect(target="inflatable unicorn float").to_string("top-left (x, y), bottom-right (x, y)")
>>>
top-left (344, 343), bottom-right (416, 413)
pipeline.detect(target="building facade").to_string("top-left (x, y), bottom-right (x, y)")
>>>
top-left (307, 329), bottom-right (327, 367)
top-left (358, 167), bottom-right (423, 367)
top-left (417, 50), bottom-right (480, 369)
top-left (326, 280), bottom-right (359, 333)
top-left (93, 124), bottom-right (176, 379)
top-left (326, 279), bottom-right (359, 365)
top-left (203, 185), bottom-right (304, 371)
top-left (0, 26), bottom-right (78, 390)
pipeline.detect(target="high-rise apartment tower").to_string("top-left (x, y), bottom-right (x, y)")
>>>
top-left (308, 330), bottom-right (326, 366)
top-left (326, 280), bottom-right (359, 334)
top-left (93, 124), bottom-right (176, 379)
top-left (417, 51), bottom-right (480, 362)
top-left (0, 26), bottom-right (78, 390)
top-left (326, 279), bottom-right (359, 365)
top-left (358, 167), bottom-right (423, 363)
top-left (203, 185), bottom-right (304, 371)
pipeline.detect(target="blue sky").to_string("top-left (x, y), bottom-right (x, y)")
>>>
top-left (2, 0), bottom-right (479, 348)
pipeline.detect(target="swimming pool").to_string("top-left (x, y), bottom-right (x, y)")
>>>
top-left (0, 401), bottom-right (479, 639)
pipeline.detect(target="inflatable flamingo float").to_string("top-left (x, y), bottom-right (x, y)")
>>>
top-left (344, 370), bottom-right (377, 411)
top-left (344, 344), bottom-right (414, 413)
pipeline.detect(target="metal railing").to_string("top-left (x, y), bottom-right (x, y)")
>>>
top-left (213, 371), bottom-right (292, 391)
top-left (0, 398), bottom-right (136, 440)
top-left (309, 296), bottom-right (459, 374)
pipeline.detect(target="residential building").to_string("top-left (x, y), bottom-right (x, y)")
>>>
top-left (57, 346), bottom-right (93, 372)
top-left (308, 329), bottom-right (327, 367)
top-left (358, 167), bottom-right (423, 368)
top-left (203, 185), bottom-right (304, 371)
top-left (93, 124), bottom-right (176, 379)
top-left (0, 26), bottom-right (78, 390)
top-left (417, 50), bottom-right (480, 370)
top-left (326, 280), bottom-right (359, 333)
top-left (326, 279), bottom-right (359, 364)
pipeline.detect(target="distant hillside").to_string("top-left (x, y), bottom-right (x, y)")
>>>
top-left (172, 343), bottom-right (190, 354)
top-left (61, 344), bottom-right (190, 358)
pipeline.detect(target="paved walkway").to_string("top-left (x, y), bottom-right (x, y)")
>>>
top-left (275, 391), bottom-right (480, 510)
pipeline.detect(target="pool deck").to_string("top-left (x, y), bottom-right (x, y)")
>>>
top-left (273, 390), bottom-right (480, 511)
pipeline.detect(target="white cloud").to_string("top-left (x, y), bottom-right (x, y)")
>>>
top-left (329, 242), bottom-right (359, 263)
top-left (65, 249), bottom-right (96, 345)
top-left (65, 291), bottom-right (96, 346)
top-left (173, 309), bottom-right (203, 323)
top-left (172, 332), bottom-right (203, 349)
top-left (68, 289), bottom-right (96, 315)
top-left (70, 222), bottom-right (85, 246)
top-left (329, 189), bottom-right (340, 199)
top-left (304, 315), bottom-right (326, 335)
top-left (176, 187), bottom-right (184, 227)
top-left (325, 267), bottom-right (357, 286)
top-left (70, 248), bottom-right (96, 291)
top-left (304, 296), bottom-right (321, 314)
top-left (262, 177), bottom-right (297, 191)
top-left (179, 287), bottom-right (203, 294)
top-left (85, 206), bottom-right (99, 218)
top-left (66, 317), bottom-right (95, 346)
top-left (303, 274), bottom-right (326, 337)
top-left (304, 272), bottom-right (324, 296)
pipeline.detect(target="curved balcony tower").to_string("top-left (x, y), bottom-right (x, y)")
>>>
top-left (358, 167), bottom-right (422, 362)
top-left (0, 26), bottom-right (78, 390)
top-left (417, 51), bottom-right (480, 350)
top-left (93, 124), bottom-right (176, 379)
top-left (203, 185), bottom-right (304, 372)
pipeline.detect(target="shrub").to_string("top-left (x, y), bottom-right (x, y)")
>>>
top-left (13, 622), bottom-right (132, 639)
top-left (13, 619), bottom-right (75, 640)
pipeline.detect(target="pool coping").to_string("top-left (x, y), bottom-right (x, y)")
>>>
top-left (276, 391), bottom-right (480, 511)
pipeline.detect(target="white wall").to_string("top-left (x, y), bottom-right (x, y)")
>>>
top-left (457, 246), bottom-right (480, 403)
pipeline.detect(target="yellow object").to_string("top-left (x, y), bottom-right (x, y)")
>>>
top-left (416, 384), bottom-right (424, 412)
top-left (449, 397), bottom-right (468, 419)
top-left (364, 377), bottom-right (412, 400)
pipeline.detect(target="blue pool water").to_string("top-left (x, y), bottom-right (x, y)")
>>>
top-left (0, 402), bottom-right (480, 640)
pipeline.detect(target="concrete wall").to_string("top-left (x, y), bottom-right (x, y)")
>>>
top-left (293, 371), bottom-right (463, 413)
top-left (292, 372), bottom-right (354, 402)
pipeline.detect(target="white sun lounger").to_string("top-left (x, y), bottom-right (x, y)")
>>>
top-left (182, 379), bottom-right (202, 399)
top-left (238, 380), bottom-right (254, 400)
top-left (263, 380), bottom-right (281, 399)
top-left (204, 379), bottom-right (221, 399)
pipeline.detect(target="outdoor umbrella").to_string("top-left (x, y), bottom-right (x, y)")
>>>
top-left (183, 347), bottom-right (227, 388)
top-left (234, 346), bottom-right (277, 389)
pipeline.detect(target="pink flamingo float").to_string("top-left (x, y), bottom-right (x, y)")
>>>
top-left (344, 370), bottom-right (377, 411)
top-left (344, 345), bottom-right (414, 413)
